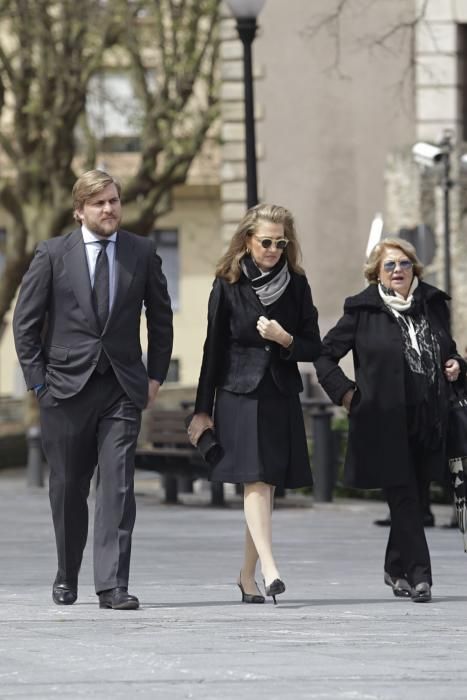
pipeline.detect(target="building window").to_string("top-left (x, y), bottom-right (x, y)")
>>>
top-left (165, 358), bottom-right (180, 383)
top-left (150, 229), bottom-right (179, 311)
top-left (86, 70), bottom-right (144, 153)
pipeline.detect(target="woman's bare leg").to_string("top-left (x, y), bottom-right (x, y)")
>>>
top-left (243, 481), bottom-right (280, 587)
top-left (238, 523), bottom-right (262, 595)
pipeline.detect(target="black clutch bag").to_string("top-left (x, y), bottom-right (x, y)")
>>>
top-left (185, 416), bottom-right (224, 467)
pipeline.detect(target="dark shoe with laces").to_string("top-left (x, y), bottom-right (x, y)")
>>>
top-left (98, 587), bottom-right (139, 610)
top-left (52, 580), bottom-right (77, 605)
top-left (384, 572), bottom-right (412, 598)
top-left (411, 581), bottom-right (432, 603)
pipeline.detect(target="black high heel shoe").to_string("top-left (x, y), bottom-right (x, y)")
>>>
top-left (263, 578), bottom-right (286, 605)
top-left (237, 572), bottom-right (265, 604)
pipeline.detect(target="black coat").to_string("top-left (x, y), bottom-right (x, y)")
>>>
top-left (194, 270), bottom-right (322, 415)
top-left (314, 281), bottom-right (465, 489)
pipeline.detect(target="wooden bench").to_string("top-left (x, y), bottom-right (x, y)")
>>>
top-left (135, 408), bottom-right (225, 505)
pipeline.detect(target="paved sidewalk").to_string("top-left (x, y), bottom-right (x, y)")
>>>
top-left (1, 470), bottom-right (467, 699)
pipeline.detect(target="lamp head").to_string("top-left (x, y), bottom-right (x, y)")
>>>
top-left (226, 0), bottom-right (266, 19)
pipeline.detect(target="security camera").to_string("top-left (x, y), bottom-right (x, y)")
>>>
top-left (412, 142), bottom-right (444, 167)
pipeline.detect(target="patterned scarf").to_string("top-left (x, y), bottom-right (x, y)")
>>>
top-left (378, 278), bottom-right (439, 383)
top-left (378, 278), bottom-right (443, 450)
top-left (241, 254), bottom-right (290, 306)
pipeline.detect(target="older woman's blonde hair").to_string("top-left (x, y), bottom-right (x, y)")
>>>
top-left (364, 237), bottom-right (424, 284)
top-left (216, 203), bottom-right (304, 283)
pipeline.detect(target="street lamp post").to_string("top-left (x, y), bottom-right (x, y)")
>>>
top-left (226, 0), bottom-right (266, 208)
top-left (439, 132), bottom-right (453, 298)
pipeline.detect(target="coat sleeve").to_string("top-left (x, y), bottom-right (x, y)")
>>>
top-left (12, 242), bottom-right (52, 389)
top-left (279, 277), bottom-right (322, 362)
top-left (313, 310), bottom-right (357, 405)
top-left (438, 298), bottom-right (467, 383)
top-left (194, 278), bottom-right (229, 416)
top-left (144, 241), bottom-right (174, 384)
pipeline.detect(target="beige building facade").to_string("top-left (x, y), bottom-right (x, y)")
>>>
top-left (221, 0), bottom-right (467, 353)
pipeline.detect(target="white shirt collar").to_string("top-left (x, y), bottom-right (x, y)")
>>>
top-left (81, 225), bottom-right (117, 244)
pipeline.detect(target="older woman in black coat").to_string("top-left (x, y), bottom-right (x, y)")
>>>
top-left (188, 204), bottom-right (321, 604)
top-left (315, 237), bottom-right (465, 603)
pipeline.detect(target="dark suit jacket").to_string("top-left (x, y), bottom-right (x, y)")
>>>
top-left (13, 228), bottom-right (173, 410)
top-left (194, 270), bottom-right (322, 415)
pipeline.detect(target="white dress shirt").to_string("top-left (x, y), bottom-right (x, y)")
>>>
top-left (81, 226), bottom-right (117, 311)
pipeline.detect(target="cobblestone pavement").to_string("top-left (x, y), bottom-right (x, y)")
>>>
top-left (1, 470), bottom-right (467, 699)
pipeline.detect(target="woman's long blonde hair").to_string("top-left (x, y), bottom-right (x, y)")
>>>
top-left (216, 203), bottom-right (304, 283)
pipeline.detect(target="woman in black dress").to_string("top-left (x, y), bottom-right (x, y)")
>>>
top-left (315, 238), bottom-right (465, 602)
top-left (188, 204), bottom-right (321, 604)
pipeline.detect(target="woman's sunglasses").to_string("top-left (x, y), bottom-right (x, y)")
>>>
top-left (383, 259), bottom-right (413, 272)
top-left (253, 235), bottom-right (289, 250)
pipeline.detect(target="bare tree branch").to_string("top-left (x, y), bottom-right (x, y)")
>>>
top-left (370, 0), bottom-right (429, 51)
top-left (301, 0), bottom-right (428, 82)
top-left (0, 0), bottom-right (220, 322)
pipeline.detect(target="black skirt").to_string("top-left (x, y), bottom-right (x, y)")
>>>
top-left (212, 372), bottom-right (313, 488)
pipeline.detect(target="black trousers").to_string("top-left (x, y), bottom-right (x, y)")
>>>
top-left (384, 445), bottom-right (432, 587)
top-left (39, 370), bottom-right (141, 593)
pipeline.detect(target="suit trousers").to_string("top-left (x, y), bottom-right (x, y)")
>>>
top-left (39, 369), bottom-right (142, 593)
top-left (383, 443), bottom-right (432, 587)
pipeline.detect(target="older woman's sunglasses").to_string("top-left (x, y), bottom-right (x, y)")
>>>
top-left (383, 259), bottom-right (413, 272)
top-left (253, 235), bottom-right (289, 250)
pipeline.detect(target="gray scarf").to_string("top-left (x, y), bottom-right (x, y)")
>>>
top-left (241, 255), bottom-right (290, 306)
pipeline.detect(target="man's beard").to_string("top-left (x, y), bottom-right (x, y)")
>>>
top-left (90, 216), bottom-right (121, 237)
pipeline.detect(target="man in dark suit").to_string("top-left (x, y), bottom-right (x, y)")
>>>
top-left (13, 170), bottom-right (173, 610)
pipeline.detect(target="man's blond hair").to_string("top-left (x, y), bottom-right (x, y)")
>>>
top-left (72, 170), bottom-right (121, 223)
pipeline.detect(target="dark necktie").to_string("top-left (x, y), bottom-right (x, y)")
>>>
top-left (93, 240), bottom-right (110, 329)
top-left (92, 240), bottom-right (111, 374)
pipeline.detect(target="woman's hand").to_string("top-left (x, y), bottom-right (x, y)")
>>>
top-left (444, 358), bottom-right (461, 383)
top-left (187, 413), bottom-right (214, 446)
top-left (342, 389), bottom-right (355, 412)
top-left (257, 315), bottom-right (292, 348)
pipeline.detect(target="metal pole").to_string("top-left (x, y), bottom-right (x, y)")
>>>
top-left (440, 132), bottom-right (453, 302)
top-left (443, 153), bottom-right (451, 299)
top-left (26, 425), bottom-right (44, 487)
top-left (302, 399), bottom-right (335, 503)
top-left (236, 17), bottom-right (259, 209)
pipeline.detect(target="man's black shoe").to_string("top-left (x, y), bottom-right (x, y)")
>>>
top-left (52, 581), bottom-right (77, 605)
top-left (98, 587), bottom-right (139, 610)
